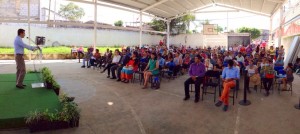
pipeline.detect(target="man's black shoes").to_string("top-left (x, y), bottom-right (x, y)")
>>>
top-left (215, 101), bottom-right (223, 107)
top-left (183, 96), bottom-right (190, 101)
top-left (16, 85), bottom-right (24, 89)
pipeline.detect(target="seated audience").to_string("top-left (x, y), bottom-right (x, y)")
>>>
top-left (111, 49), bottom-right (130, 80)
top-left (215, 60), bottom-right (240, 111)
top-left (260, 60), bottom-right (275, 96)
top-left (90, 49), bottom-right (101, 67)
top-left (142, 53), bottom-right (159, 89)
top-left (157, 53), bottom-right (165, 70)
top-left (81, 47), bottom-right (93, 68)
top-left (182, 53), bottom-right (191, 73)
top-left (101, 50), bottom-right (121, 78)
top-left (173, 52), bottom-right (183, 77)
top-left (275, 56), bottom-right (284, 67)
top-left (205, 58), bottom-right (213, 71)
top-left (281, 63), bottom-right (294, 90)
top-left (120, 52), bottom-right (139, 83)
top-left (183, 55), bottom-right (206, 103)
top-left (246, 60), bottom-right (260, 92)
top-left (71, 46), bottom-right (77, 58)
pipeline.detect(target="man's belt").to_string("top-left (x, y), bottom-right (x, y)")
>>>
top-left (16, 54), bottom-right (24, 55)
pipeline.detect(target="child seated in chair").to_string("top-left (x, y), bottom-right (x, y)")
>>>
top-left (281, 63), bottom-right (294, 90)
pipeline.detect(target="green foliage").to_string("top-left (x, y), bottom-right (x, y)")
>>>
top-left (149, 19), bottom-right (166, 32)
top-left (58, 2), bottom-right (85, 21)
top-left (186, 30), bottom-right (192, 34)
top-left (27, 69), bottom-right (40, 73)
top-left (149, 14), bottom-right (195, 34)
top-left (216, 26), bottom-right (223, 32)
top-left (170, 14), bottom-right (195, 35)
top-left (52, 81), bottom-right (60, 89)
top-left (41, 67), bottom-right (55, 83)
top-left (203, 19), bottom-right (210, 25)
top-left (237, 27), bottom-right (261, 39)
top-left (26, 94), bottom-right (80, 125)
top-left (114, 20), bottom-right (123, 27)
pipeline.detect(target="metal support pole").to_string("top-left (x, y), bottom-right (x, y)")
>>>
top-left (28, 0), bottom-right (32, 61)
top-left (239, 70), bottom-right (251, 106)
top-left (48, 0), bottom-right (51, 22)
top-left (94, 0), bottom-right (97, 52)
top-left (167, 20), bottom-right (170, 49)
top-left (139, 11), bottom-right (142, 48)
top-left (54, 0), bottom-right (56, 27)
top-left (269, 17), bottom-right (273, 45)
top-left (295, 97), bottom-right (300, 110)
top-left (227, 12), bottom-right (229, 32)
top-left (278, 7), bottom-right (283, 47)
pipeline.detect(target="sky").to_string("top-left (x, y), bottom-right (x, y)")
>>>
top-left (41, 0), bottom-right (270, 31)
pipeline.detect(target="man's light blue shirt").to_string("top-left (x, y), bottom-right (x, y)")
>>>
top-left (14, 36), bottom-right (35, 54)
top-left (158, 58), bottom-right (165, 67)
top-left (222, 67), bottom-right (240, 79)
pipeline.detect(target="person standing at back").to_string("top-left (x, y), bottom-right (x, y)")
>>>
top-left (14, 29), bottom-right (39, 89)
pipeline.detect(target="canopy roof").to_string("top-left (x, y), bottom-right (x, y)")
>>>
top-left (95, 0), bottom-right (285, 18)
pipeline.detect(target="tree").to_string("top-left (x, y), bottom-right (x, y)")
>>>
top-left (216, 26), bottom-right (223, 32)
top-left (202, 19), bottom-right (210, 25)
top-left (238, 27), bottom-right (261, 39)
top-left (149, 19), bottom-right (166, 31)
top-left (58, 3), bottom-right (85, 21)
top-left (149, 14), bottom-right (195, 34)
top-left (114, 20), bottom-right (123, 27)
top-left (170, 14), bottom-right (195, 34)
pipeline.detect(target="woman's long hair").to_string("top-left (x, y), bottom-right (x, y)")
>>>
top-left (132, 52), bottom-right (139, 66)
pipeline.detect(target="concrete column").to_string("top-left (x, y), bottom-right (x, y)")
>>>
top-left (278, 7), bottom-right (283, 47)
top-left (139, 11), bottom-right (142, 48)
top-left (28, 0), bottom-right (31, 60)
top-left (167, 20), bottom-right (170, 49)
top-left (94, 0), bottom-right (97, 52)
top-left (269, 17), bottom-right (273, 46)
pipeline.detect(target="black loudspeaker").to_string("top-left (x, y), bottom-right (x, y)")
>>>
top-left (35, 36), bottom-right (46, 45)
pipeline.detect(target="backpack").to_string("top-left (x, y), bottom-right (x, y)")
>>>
top-left (151, 76), bottom-right (160, 89)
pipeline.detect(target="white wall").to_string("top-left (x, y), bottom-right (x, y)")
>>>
top-left (0, 25), bottom-right (163, 47)
top-left (170, 33), bottom-right (227, 48)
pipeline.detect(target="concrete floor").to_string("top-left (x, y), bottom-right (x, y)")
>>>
top-left (1, 60), bottom-right (300, 134)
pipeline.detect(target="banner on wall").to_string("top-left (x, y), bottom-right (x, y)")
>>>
top-left (273, 18), bottom-right (300, 39)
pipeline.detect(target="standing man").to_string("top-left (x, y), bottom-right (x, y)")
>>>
top-left (183, 55), bottom-right (206, 103)
top-left (14, 29), bottom-right (39, 89)
top-left (215, 60), bottom-right (240, 111)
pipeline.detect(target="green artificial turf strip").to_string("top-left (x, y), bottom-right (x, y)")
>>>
top-left (0, 73), bottom-right (42, 82)
top-left (0, 74), bottom-right (61, 129)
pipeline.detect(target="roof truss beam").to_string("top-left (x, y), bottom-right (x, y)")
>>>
top-left (216, 3), bottom-right (271, 17)
top-left (142, 0), bottom-right (170, 12)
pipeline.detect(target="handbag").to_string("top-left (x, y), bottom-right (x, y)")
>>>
top-left (265, 70), bottom-right (275, 78)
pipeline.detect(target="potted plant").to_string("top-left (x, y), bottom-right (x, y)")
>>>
top-left (26, 94), bottom-right (80, 132)
top-left (26, 109), bottom-right (69, 133)
top-left (44, 75), bottom-right (54, 89)
top-left (52, 82), bottom-right (60, 96)
top-left (60, 94), bottom-right (80, 127)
